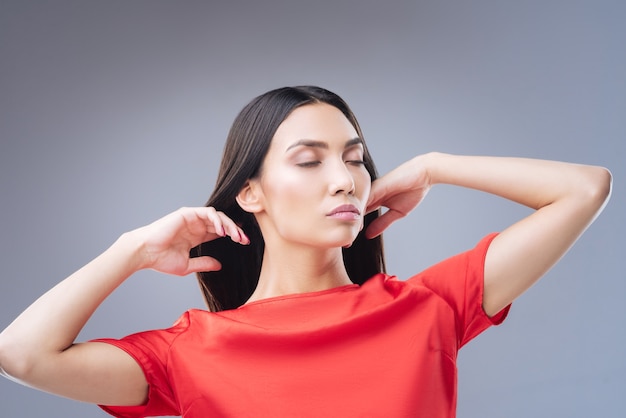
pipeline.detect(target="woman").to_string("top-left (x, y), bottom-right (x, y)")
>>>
top-left (0, 86), bottom-right (612, 417)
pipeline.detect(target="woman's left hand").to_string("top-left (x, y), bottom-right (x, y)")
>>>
top-left (365, 152), bottom-right (611, 316)
top-left (365, 154), bottom-right (432, 238)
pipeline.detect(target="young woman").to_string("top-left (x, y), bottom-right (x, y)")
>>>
top-left (0, 86), bottom-right (612, 417)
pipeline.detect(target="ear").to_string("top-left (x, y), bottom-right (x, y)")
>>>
top-left (236, 180), bottom-right (264, 213)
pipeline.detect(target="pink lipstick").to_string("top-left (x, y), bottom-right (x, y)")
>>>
top-left (327, 204), bottom-right (361, 220)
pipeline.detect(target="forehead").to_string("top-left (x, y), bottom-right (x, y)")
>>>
top-left (271, 103), bottom-right (359, 149)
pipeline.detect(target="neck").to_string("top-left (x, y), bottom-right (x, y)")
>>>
top-left (245, 243), bottom-right (352, 304)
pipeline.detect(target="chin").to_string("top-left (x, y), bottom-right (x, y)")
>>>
top-left (294, 228), bottom-right (359, 249)
top-left (328, 234), bottom-right (359, 249)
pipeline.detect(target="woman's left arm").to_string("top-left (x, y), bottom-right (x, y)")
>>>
top-left (366, 152), bottom-right (612, 317)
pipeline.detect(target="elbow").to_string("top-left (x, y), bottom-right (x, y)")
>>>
top-left (585, 166), bottom-right (613, 210)
top-left (568, 165), bottom-right (613, 225)
top-left (0, 331), bottom-right (34, 382)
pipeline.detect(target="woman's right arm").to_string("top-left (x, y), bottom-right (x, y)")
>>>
top-left (0, 207), bottom-right (248, 406)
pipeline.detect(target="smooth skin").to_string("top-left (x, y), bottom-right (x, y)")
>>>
top-left (0, 103), bottom-right (612, 408)
top-left (236, 103), bottom-right (371, 301)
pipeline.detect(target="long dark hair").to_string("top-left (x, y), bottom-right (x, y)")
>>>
top-left (191, 86), bottom-right (386, 312)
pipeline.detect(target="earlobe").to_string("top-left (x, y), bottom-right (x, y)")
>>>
top-left (236, 180), bottom-right (264, 213)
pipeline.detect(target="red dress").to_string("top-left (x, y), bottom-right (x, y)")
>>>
top-left (95, 233), bottom-right (508, 417)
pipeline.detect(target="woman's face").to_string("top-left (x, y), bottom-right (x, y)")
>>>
top-left (250, 103), bottom-right (371, 249)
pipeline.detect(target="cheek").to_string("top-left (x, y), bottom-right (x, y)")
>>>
top-left (262, 170), bottom-right (317, 211)
top-left (356, 171), bottom-right (372, 200)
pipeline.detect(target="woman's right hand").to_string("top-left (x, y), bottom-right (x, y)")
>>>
top-left (130, 207), bottom-right (250, 276)
top-left (0, 206), bottom-right (250, 407)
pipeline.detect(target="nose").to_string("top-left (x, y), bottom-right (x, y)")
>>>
top-left (328, 160), bottom-right (356, 195)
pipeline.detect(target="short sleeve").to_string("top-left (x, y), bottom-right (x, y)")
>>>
top-left (91, 312), bottom-right (192, 418)
top-left (407, 233), bottom-right (510, 348)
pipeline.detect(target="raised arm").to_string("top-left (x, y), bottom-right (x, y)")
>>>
top-left (366, 152), bottom-right (612, 316)
top-left (0, 207), bottom-right (248, 406)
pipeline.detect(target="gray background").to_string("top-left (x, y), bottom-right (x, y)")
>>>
top-left (1, 1), bottom-right (624, 417)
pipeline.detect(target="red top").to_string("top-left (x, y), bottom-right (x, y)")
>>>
top-left (95, 233), bottom-right (508, 418)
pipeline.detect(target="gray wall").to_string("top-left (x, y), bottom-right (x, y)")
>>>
top-left (1, 1), bottom-right (624, 417)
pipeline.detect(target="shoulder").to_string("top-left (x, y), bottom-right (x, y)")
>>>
top-left (106, 310), bottom-right (200, 351)
top-left (388, 233), bottom-right (500, 317)
top-left (408, 233), bottom-right (498, 286)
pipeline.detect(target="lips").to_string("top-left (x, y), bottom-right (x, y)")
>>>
top-left (327, 204), bottom-right (361, 219)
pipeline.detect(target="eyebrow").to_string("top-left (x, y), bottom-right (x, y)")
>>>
top-left (285, 137), bottom-right (363, 152)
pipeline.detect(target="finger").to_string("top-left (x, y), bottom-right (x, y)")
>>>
top-left (366, 178), bottom-right (392, 214)
top-left (366, 185), bottom-right (384, 214)
top-left (365, 194), bottom-right (380, 214)
top-left (203, 207), bottom-right (226, 237)
top-left (365, 201), bottom-right (381, 215)
top-left (237, 227), bottom-right (251, 245)
top-left (215, 211), bottom-right (250, 245)
top-left (365, 209), bottom-right (405, 239)
top-left (186, 256), bottom-right (222, 274)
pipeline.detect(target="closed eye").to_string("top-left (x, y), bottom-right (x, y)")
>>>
top-left (346, 160), bottom-right (366, 166)
top-left (296, 161), bottom-right (321, 168)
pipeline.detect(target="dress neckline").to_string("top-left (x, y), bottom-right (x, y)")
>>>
top-left (237, 283), bottom-right (361, 309)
